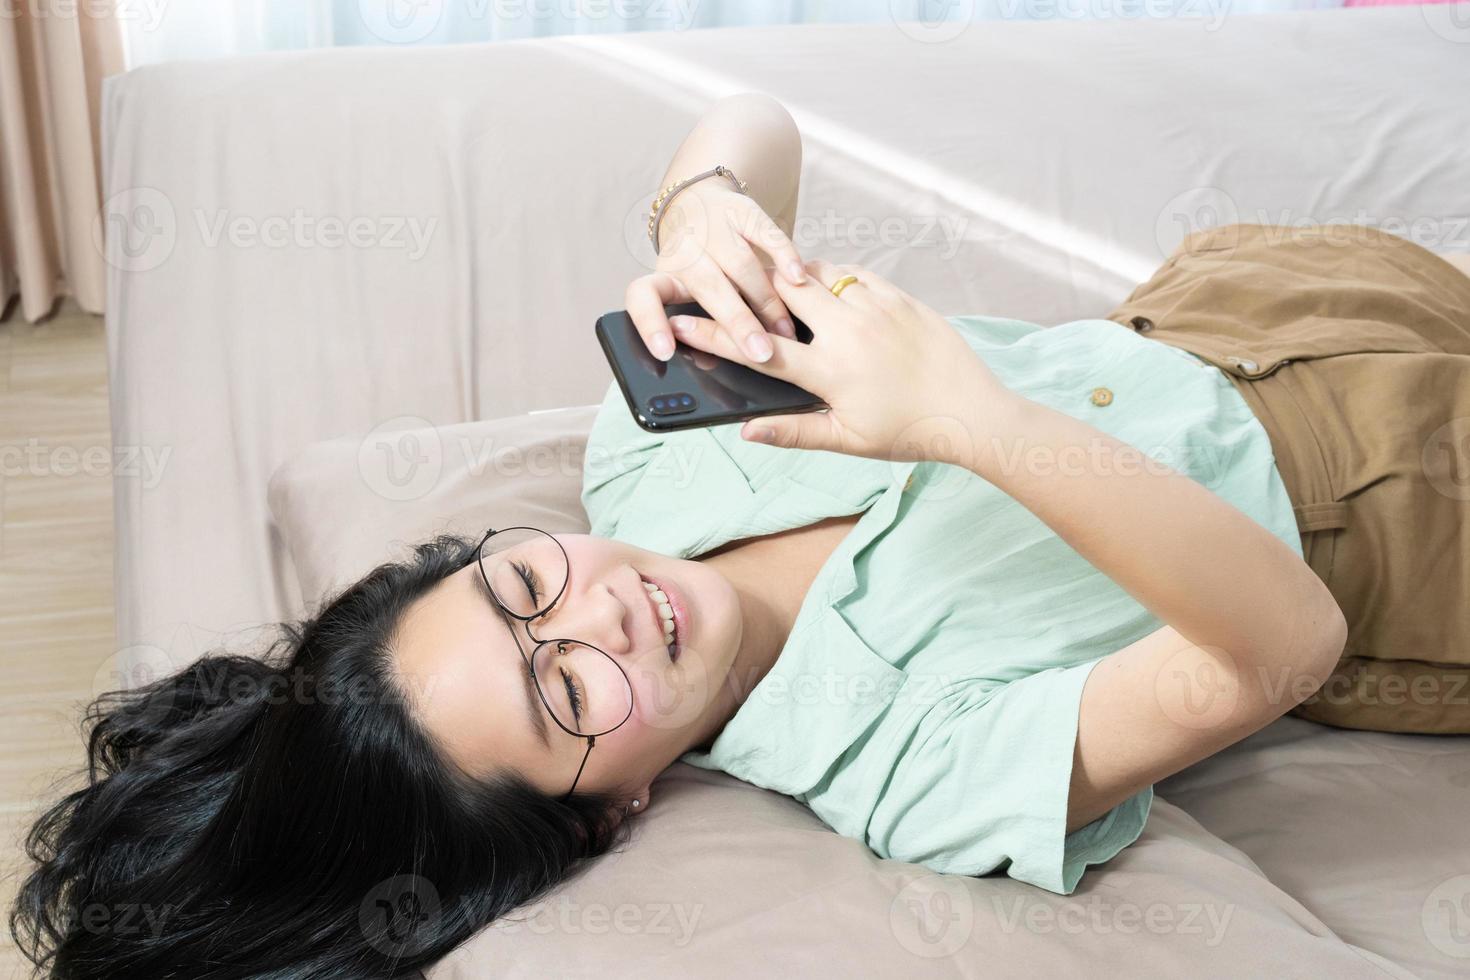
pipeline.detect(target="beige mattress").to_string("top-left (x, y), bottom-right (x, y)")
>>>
top-left (101, 8), bottom-right (1470, 976)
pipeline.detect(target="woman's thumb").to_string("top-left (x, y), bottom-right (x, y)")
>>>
top-left (740, 410), bottom-right (836, 452)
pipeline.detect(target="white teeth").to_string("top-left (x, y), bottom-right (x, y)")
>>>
top-left (642, 578), bottom-right (678, 651)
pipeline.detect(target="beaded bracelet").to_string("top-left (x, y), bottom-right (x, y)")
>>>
top-left (647, 165), bottom-right (749, 254)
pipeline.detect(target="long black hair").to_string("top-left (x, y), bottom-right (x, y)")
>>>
top-left (10, 534), bottom-right (630, 979)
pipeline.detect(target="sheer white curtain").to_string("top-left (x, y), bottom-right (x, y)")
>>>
top-left (121, 0), bottom-right (1344, 65)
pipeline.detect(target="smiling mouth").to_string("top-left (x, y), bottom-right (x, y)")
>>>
top-left (638, 574), bottom-right (679, 662)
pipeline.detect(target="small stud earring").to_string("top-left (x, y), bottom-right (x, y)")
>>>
top-left (631, 799), bottom-right (641, 809)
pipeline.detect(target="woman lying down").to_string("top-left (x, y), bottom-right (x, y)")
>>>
top-left (14, 94), bottom-right (1470, 978)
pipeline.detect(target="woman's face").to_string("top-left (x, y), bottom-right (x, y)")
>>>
top-left (391, 533), bottom-right (743, 801)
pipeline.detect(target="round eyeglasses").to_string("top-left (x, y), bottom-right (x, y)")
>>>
top-left (475, 526), bottom-right (634, 798)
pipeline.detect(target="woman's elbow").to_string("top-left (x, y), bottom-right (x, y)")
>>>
top-left (1290, 582), bottom-right (1349, 702)
top-left (718, 92), bottom-right (798, 134)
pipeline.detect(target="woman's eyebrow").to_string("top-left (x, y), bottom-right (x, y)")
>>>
top-left (476, 570), bottom-right (551, 749)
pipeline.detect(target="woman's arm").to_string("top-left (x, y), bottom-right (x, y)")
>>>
top-left (625, 94), bottom-right (808, 365)
top-left (966, 397), bottom-right (1347, 832)
top-left (656, 93), bottom-right (803, 244)
top-left (669, 257), bottom-right (1348, 834)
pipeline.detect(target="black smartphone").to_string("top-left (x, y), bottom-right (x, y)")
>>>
top-left (595, 302), bottom-right (827, 433)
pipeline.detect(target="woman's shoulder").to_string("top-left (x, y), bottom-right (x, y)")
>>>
top-left (580, 380), bottom-right (748, 548)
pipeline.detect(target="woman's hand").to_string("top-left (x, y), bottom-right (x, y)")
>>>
top-left (666, 259), bottom-right (1023, 466)
top-left (625, 181), bottom-right (808, 365)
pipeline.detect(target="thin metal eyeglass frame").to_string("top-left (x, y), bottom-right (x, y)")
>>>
top-left (475, 526), bottom-right (635, 799)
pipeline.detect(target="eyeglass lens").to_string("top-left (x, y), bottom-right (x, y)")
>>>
top-left (480, 528), bottom-right (633, 736)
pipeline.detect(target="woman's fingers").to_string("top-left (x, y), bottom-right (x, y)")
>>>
top-left (767, 259), bottom-right (858, 328)
top-left (740, 208), bottom-right (808, 287)
top-left (830, 263), bottom-right (912, 310)
top-left (668, 313), bottom-right (818, 387)
top-left (686, 255), bottom-right (778, 362)
top-left (717, 237), bottom-right (796, 339)
top-left (741, 409), bottom-right (839, 452)
top-left (803, 259), bottom-right (885, 310)
top-left (665, 314), bottom-right (743, 363)
top-left (625, 272), bottom-right (695, 361)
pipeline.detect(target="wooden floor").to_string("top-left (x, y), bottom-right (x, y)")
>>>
top-left (0, 303), bottom-right (113, 979)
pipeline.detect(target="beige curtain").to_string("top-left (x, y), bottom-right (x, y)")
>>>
top-left (0, 2), bottom-right (126, 323)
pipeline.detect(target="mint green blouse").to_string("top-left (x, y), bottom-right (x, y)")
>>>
top-left (581, 315), bottom-right (1303, 895)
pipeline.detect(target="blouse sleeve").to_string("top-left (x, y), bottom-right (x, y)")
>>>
top-left (580, 381), bottom-right (667, 538)
top-left (865, 658), bottom-right (1152, 895)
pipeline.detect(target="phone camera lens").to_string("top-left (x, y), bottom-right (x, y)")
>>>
top-left (649, 392), bottom-right (696, 417)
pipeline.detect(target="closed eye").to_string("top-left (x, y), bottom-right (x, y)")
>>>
top-left (512, 559), bottom-right (542, 607)
top-left (560, 666), bottom-right (583, 726)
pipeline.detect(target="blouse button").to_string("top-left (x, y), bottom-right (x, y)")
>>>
top-left (903, 473), bottom-right (916, 492)
top-left (1090, 387), bottom-right (1114, 407)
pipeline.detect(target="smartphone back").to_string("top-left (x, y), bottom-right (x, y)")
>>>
top-left (595, 302), bottom-right (825, 433)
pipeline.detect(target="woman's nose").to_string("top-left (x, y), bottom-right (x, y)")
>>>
top-left (540, 582), bottom-right (632, 656)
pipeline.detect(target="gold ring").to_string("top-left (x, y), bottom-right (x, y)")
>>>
top-left (830, 274), bottom-right (861, 298)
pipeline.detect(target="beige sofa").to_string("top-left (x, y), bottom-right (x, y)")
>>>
top-left (102, 9), bottom-right (1470, 976)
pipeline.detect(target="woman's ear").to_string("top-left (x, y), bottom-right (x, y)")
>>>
top-left (610, 793), bottom-right (648, 830)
